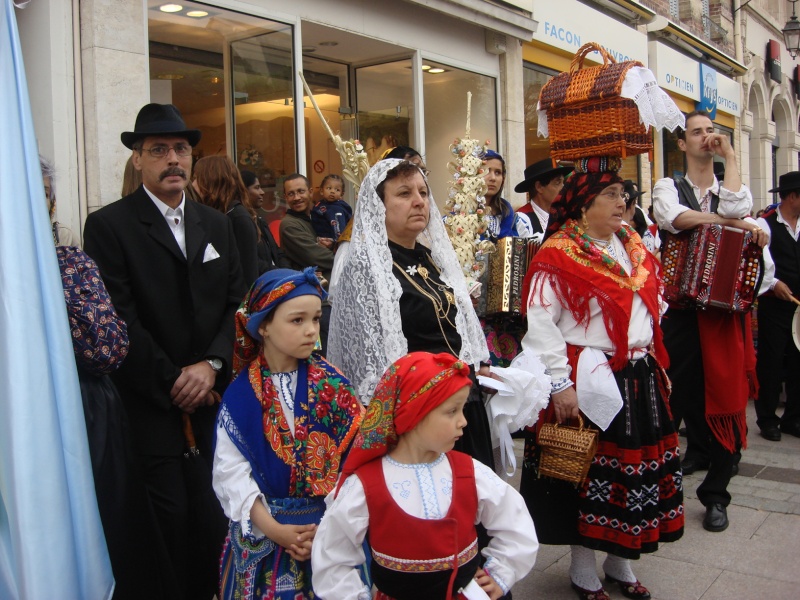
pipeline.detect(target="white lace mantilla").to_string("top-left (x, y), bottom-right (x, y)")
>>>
top-left (328, 159), bottom-right (489, 403)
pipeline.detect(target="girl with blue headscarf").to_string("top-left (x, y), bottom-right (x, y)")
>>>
top-left (212, 267), bottom-right (363, 599)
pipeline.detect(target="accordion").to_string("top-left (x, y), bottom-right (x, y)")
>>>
top-left (661, 224), bottom-right (762, 313)
top-left (484, 237), bottom-right (542, 316)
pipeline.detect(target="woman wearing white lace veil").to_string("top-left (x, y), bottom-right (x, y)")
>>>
top-left (328, 159), bottom-right (494, 467)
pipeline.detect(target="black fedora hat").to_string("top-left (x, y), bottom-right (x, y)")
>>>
top-left (768, 171), bottom-right (800, 194)
top-left (514, 158), bottom-right (573, 193)
top-left (623, 180), bottom-right (643, 204)
top-left (121, 103), bottom-right (201, 149)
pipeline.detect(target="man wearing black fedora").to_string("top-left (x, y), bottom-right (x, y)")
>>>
top-left (84, 103), bottom-right (246, 598)
top-left (754, 172), bottom-right (800, 442)
top-left (514, 158), bottom-right (572, 237)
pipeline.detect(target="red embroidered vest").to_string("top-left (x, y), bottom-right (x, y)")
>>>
top-left (358, 451), bottom-right (480, 600)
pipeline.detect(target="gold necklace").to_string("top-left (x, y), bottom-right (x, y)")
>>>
top-left (393, 259), bottom-right (459, 356)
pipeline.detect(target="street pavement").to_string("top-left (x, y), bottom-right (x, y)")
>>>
top-left (510, 400), bottom-right (800, 599)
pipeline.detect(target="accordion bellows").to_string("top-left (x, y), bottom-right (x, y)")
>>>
top-left (538, 42), bottom-right (651, 161)
top-left (661, 224), bottom-right (762, 313)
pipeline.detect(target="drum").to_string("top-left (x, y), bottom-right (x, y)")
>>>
top-left (792, 305), bottom-right (800, 351)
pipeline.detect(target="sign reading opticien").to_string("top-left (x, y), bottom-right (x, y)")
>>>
top-left (648, 42), bottom-right (740, 117)
top-left (532, 0), bottom-right (647, 64)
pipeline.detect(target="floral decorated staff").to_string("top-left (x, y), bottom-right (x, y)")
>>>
top-left (213, 267), bottom-right (363, 600)
top-left (443, 92), bottom-right (494, 292)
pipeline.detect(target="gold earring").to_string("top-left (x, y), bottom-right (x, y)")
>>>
top-left (581, 213), bottom-right (589, 230)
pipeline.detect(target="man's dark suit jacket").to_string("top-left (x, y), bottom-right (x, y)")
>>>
top-left (84, 186), bottom-right (246, 456)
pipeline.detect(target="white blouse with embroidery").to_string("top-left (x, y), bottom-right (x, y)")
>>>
top-left (311, 454), bottom-right (538, 600)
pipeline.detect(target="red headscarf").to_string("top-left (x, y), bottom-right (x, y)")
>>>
top-left (335, 352), bottom-right (471, 496)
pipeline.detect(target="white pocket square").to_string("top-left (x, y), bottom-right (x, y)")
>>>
top-left (203, 243), bottom-right (221, 263)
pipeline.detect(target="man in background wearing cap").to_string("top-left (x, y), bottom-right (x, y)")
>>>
top-left (754, 172), bottom-right (800, 442)
top-left (84, 103), bottom-right (246, 598)
top-left (514, 158), bottom-right (572, 238)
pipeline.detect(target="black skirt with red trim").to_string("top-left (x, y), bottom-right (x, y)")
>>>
top-left (520, 355), bottom-right (684, 559)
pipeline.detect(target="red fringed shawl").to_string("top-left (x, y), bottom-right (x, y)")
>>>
top-left (524, 220), bottom-right (668, 371)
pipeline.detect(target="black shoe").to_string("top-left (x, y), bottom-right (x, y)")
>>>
top-left (681, 458), bottom-right (710, 475)
top-left (731, 463), bottom-right (739, 477)
top-left (781, 422), bottom-right (800, 438)
top-left (604, 574), bottom-right (651, 599)
top-left (760, 426), bottom-right (782, 441)
top-left (703, 503), bottom-right (729, 532)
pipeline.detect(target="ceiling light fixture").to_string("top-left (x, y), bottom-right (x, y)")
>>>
top-left (159, 4), bottom-right (183, 13)
top-left (421, 65), bottom-right (431, 70)
top-left (428, 67), bottom-right (446, 74)
top-left (186, 10), bottom-right (208, 17)
top-left (319, 41), bottom-right (339, 47)
top-left (302, 46), bottom-right (317, 54)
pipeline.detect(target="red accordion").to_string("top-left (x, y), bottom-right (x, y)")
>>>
top-left (661, 224), bottom-right (762, 312)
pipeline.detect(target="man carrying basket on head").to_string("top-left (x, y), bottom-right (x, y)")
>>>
top-left (519, 42), bottom-right (687, 600)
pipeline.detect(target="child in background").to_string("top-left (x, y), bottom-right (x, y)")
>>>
top-left (213, 268), bottom-right (363, 600)
top-left (312, 352), bottom-right (538, 600)
top-left (311, 174), bottom-right (353, 244)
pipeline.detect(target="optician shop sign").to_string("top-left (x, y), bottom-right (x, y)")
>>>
top-left (649, 42), bottom-right (740, 117)
top-left (531, 0), bottom-right (647, 64)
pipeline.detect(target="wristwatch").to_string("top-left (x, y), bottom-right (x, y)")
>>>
top-left (206, 357), bottom-right (223, 373)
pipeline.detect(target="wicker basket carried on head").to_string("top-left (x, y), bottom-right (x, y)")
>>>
top-left (538, 42), bottom-right (651, 162)
top-left (537, 414), bottom-right (598, 486)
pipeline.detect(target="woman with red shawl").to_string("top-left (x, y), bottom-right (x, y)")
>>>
top-left (520, 158), bottom-right (684, 600)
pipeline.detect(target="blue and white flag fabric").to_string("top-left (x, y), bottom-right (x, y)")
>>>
top-left (0, 1), bottom-right (114, 598)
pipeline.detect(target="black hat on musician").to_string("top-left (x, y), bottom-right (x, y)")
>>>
top-left (121, 103), bottom-right (202, 149)
top-left (768, 171), bottom-right (800, 194)
top-left (514, 158), bottom-right (573, 193)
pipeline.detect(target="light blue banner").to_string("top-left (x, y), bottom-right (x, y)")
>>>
top-left (0, 0), bottom-right (114, 598)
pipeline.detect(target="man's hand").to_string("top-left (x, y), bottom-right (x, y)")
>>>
top-left (317, 237), bottom-right (334, 249)
top-left (702, 132), bottom-right (734, 159)
top-left (551, 386), bottom-right (579, 423)
top-left (171, 361), bottom-right (217, 413)
top-left (773, 280), bottom-right (796, 303)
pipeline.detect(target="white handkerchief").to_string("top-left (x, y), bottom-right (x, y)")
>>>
top-left (459, 579), bottom-right (491, 600)
top-left (203, 243), bottom-right (220, 263)
top-left (480, 350), bottom-right (551, 476)
top-left (576, 347), bottom-right (623, 431)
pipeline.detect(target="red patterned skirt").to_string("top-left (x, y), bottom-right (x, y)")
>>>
top-left (521, 354), bottom-right (684, 559)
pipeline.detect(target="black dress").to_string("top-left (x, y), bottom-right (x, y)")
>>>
top-left (388, 240), bottom-right (495, 470)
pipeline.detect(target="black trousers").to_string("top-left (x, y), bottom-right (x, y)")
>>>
top-left (662, 308), bottom-right (739, 507)
top-left (755, 296), bottom-right (800, 429)
top-left (140, 451), bottom-right (227, 600)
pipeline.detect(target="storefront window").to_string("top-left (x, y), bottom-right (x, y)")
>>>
top-left (423, 62), bottom-right (497, 208)
top-left (523, 63), bottom-right (557, 166)
top-left (356, 60), bottom-right (415, 167)
top-left (301, 56), bottom-right (351, 202)
top-left (147, 0), bottom-right (295, 214)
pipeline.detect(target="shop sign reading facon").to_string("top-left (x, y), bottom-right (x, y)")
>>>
top-left (532, 0), bottom-right (647, 64)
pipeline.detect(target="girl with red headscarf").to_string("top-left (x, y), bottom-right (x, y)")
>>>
top-left (312, 352), bottom-right (538, 600)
